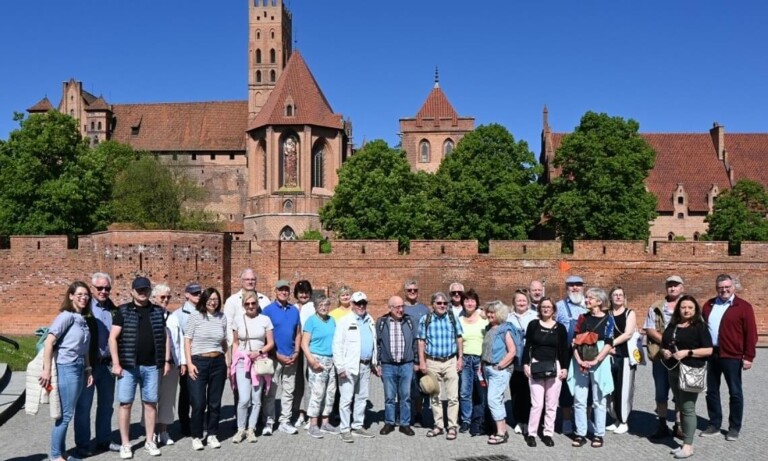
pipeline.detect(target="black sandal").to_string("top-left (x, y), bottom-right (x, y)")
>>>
top-left (426, 427), bottom-right (444, 438)
top-left (487, 432), bottom-right (508, 445)
top-left (571, 436), bottom-right (587, 447)
top-left (591, 436), bottom-right (604, 448)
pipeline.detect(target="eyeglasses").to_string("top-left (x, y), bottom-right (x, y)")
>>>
top-left (244, 301), bottom-right (258, 307)
top-left (406, 288), bottom-right (418, 293)
top-left (390, 305), bottom-right (405, 309)
top-left (434, 301), bottom-right (448, 306)
top-left (73, 293), bottom-right (90, 298)
top-left (515, 288), bottom-right (529, 294)
top-left (206, 299), bottom-right (219, 305)
top-left (158, 295), bottom-right (171, 301)
top-left (93, 286), bottom-right (111, 292)
top-left (450, 291), bottom-right (463, 296)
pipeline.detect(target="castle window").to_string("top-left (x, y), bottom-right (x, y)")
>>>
top-left (97, 121), bottom-right (102, 130)
top-left (270, 48), bottom-right (276, 63)
top-left (131, 126), bottom-right (140, 136)
top-left (256, 49), bottom-right (262, 63)
top-left (694, 232), bottom-right (701, 241)
top-left (443, 139), bottom-right (454, 156)
top-left (271, 30), bottom-right (275, 39)
top-left (677, 213), bottom-right (684, 219)
top-left (270, 70), bottom-right (276, 82)
top-left (668, 232), bottom-right (675, 241)
top-left (70, 110), bottom-right (74, 117)
top-left (283, 199), bottom-right (293, 212)
top-left (91, 121), bottom-right (95, 130)
top-left (93, 136), bottom-right (99, 145)
top-left (420, 140), bottom-right (430, 163)
top-left (312, 142), bottom-right (325, 188)
top-left (280, 226), bottom-right (297, 240)
top-left (286, 105), bottom-right (293, 116)
top-left (256, 29), bottom-right (261, 39)
top-left (256, 70), bottom-right (262, 83)
top-left (677, 196), bottom-right (684, 204)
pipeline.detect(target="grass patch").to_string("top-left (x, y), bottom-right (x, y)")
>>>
top-left (0, 336), bottom-right (38, 371)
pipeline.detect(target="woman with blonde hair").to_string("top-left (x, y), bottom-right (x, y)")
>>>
top-left (606, 286), bottom-right (637, 434)
top-left (482, 301), bottom-right (516, 445)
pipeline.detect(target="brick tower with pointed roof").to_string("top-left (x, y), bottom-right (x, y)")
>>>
top-left (399, 68), bottom-right (474, 172)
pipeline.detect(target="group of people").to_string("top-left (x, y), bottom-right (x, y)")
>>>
top-left (35, 270), bottom-right (757, 460)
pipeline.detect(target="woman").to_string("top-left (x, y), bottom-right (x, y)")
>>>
top-left (148, 284), bottom-right (178, 446)
top-left (606, 286), bottom-right (637, 434)
top-left (662, 295), bottom-right (712, 459)
top-left (185, 287), bottom-right (227, 451)
top-left (231, 290), bottom-right (275, 443)
top-left (507, 289), bottom-right (537, 435)
top-left (481, 301), bottom-right (516, 445)
top-left (458, 289), bottom-right (489, 435)
top-left (40, 281), bottom-right (94, 461)
top-left (329, 285), bottom-right (353, 321)
top-left (295, 280), bottom-right (315, 430)
top-left (523, 297), bottom-right (568, 447)
top-left (301, 295), bottom-right (339, 438)
top-left (569, 287), bottom-right (615, 448)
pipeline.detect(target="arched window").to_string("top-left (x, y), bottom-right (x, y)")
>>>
top-left (668, 232), bottom-right (675, 241)
top-left (270, 30), bottom-right (275, 39)
top-left (419, 140), bottom-right (430, 163)
top-left (443, 139), bottom-right (454, 156)
top-left (256, 29), bottom-right (261, 40)
top-left (677, 213), bottom-right (684, 219)
top-left (286, 105), bottom-right (293, 116)
top-left (256, 49), bottom-right (262, 63)
top-left (90, 121), bottom-right (95, 130)
top-left (312, 141), bottom-right (325, 188)
top-left (280, 226), bottom-right (297, 240)
top-left (270, 70), bottom-right (276, 82)
top-left (97, 121), bottom-right (102, 130)
top-left (256, 70), bottom-right (262, 83)
top-left (282, 199), bottom-right (293, 213)
top-left (693, 232), bottom-right (701, 241)
top-left (270, 48), bottom-right (276, 63)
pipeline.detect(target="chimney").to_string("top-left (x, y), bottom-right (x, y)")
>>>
top-left (710, 122), bottom-right (725, 161)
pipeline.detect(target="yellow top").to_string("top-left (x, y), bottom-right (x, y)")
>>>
top-left (460, 316), bottom-right (489, 356)
top-left (329, 306), bottom-right (352, 321)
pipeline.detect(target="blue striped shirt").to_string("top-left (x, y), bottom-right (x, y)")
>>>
top-left (418, 312), bottom-right (463, 358)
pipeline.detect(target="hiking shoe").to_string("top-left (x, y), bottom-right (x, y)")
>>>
top-left (699, 425), bottom-right (720, 437)
top-left (726, 429), bottom-right (740, 441)
top-left (191, 438), bottom-right (204, 451)
top-left (308, 426), bottom-right (324, 439)
top-left (246, 428), bottom-right (258, 443)
top-left (279, 423), bottom-right (298, 435)
top-left (232, 429), bottom-right (247, 444)
top-left (320, 423), bottom-right (340, 434)
top-left (206, 435), bottom-right (221, 448)
top-left (352, 428), bottom-right (375, 438)
top-left (340, 431), bottom-right (354, 443)
top-left (143, 441), bottom-right (160, 457)
top-left (119, 444), bottom-right (133, 459)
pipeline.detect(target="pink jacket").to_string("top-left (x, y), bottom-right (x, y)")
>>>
top-left (230, 349), bottom-right (272, 392)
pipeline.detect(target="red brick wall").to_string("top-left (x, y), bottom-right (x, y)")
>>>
top-left (2, 236), bottom-right (767, 344)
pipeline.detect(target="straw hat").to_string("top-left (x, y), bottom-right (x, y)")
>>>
top-left (419, 371), bottom-right (440, 396)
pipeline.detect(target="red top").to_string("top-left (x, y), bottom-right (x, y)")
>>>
top-left (702, 296), bottom-right (758, 362)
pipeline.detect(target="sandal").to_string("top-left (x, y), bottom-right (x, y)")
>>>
top-left (591, 436), bottom-right (604, 448)
top-left (426, 428), bottom-right (444, 438)
top-left (487, 432), bottom-right (509, 445)
top-left (571, 436), bottom-right (587, 447)
top-left (446, 428), bottom-right (457, 441)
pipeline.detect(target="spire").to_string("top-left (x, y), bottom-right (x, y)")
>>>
top-left (434, 66), bottom-right (440, 88)
top-left (543, 105), bottom-right (549, 131)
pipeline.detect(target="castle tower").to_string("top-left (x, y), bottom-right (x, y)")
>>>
top-left (248, 0), bottom-right (293, 119)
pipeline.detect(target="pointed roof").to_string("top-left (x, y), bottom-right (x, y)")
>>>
top-left (85, 96), bottom-right (111, 112)
top-left (27, 97), bottom-right (54, 113)
top-left (415, 82), bottom-right (459, 127)
top-left (248, 51), bottom-right (343, 131)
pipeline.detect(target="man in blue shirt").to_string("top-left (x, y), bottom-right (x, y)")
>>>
top-left (403, 280), bottom-right (430, 426)
top-left (262, 280), bottom-right (301, 435)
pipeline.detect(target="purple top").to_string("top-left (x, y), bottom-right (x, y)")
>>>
top-left (49, 311), bottom-right (90, 364)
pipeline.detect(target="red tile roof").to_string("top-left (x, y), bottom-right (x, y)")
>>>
top-left (248, 51), bottom-right (343, 131)
top-left (111, 101), bottom-right (248, 152)
top-left (415, 84), bottom-right (459, 126)
top-left (86, 96), bottom-right (111, 112)
top-left (723, 134), bottom-right (768, 187)
top-left (27, 97), bottom-right (54, 112)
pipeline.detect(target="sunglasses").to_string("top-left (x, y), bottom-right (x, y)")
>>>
top-left (94, 286), bottom-right (111, 292)
top-left (434, 301), bottom-right (448, 306)
top-left (159, 295), bottom-right (171, 301)
top-left (450, 291), bottom-right (463, 296)
top-left (406, 288), bottom-right (419, 293)
top-left (244, 301), bottom-right (258, 307)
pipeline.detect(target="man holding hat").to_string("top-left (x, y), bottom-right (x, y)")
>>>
top-left (555, 275), bottom-right (587, 435)
top-left (262, 280), bottom-right (301, 435)
top-left (333, 291), bottom-right (378, 443)
top-left (109, 276), bottom-right (170, 458)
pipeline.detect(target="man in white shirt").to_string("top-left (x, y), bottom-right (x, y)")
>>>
top-left (224, 269), bottom-right (270, 359)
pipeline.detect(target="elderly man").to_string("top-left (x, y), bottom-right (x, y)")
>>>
top-left (74, 272), bottom-right (120, 456)
top-left (644, 275), bottom-right (685, 439)
top-left (529, 280), bottom-right (546, 310)
top-left (109, 277), bottom-right (170, 459)
top-left (172, 282), bottom-right (201, 437)
top-left (700, 274), bottom-right (758, 441)
top-left (418, 292), bottom-right (464, 440)
top-left (376, 296), bottom-right (418, 436)
top-left (403, 280), bottom-right (430, 426)
top-left (448, 282), bottom-right (465, 318)
top-left (555, 275), bottom-right (587, 435)
top-left (224, 269), bottom-right (270, 355)
top-left (334, 291), bottom-right (378, 443)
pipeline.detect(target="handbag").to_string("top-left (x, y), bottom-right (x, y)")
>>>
top-left (243, 315), bottom-right (275, 376)
top-left (679, 362), bottom-right (706, 393)
top-left (646, 303), bottom-right (665, 361)
top-left (573, 315), bottom-right (607, 361)
top-left (531, 360), bottom-right (557, 379)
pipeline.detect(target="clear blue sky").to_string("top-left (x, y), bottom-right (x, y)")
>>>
top-left (2, 1), bottom-right (767, 154)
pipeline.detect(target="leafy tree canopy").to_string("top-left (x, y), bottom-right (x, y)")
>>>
top-left (543, 111), bottom-right (657, 249)
top-left (705, 179), bottom-right (768, 251)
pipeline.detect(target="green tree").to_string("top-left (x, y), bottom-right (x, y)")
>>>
top-left (543, 111), bottom-right (657, 250)
top-left (435, 124), bottom-right (543, 250)
top-left (319, 140), bottom-right (441, 249)
top-left (705, 179), bottom-right (768, 252)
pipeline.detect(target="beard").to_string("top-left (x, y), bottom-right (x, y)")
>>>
top-left (568, 292), bottom-right (584, 306)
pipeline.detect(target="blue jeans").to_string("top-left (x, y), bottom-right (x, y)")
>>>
top-left (485, 366), bottom-right (510, 422)
top-left (573, 366), bottom-right (607, 437)
top-left (652, 359), bottom-right (671, 405)
top-left (75, 362), bottom-right (115, 448)
top-left (459, 355), bottom-right (485, 427)
top-left (382, 363), bottom-right (413, 426)
top-left (188, 355), bottom-right (226, 438)
top-left (706, 354), bottom-right (744, 431)
top-left (51, 358), bottom-right (85, 459)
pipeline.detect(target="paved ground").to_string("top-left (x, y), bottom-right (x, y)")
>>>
top-left (2, 351), bottom-right (766, 461)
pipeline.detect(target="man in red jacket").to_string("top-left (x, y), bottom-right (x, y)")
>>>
top-left (700, 274), bottom-right (757, 442)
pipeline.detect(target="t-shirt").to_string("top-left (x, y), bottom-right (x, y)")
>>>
top-left (329, 306), bottom-right (352, 322)
top-left (233, 313), bottom-right (273, 353)
top-left (49, 311), bottom-right (90, 364)
top-left (113, 304), bottom-right (158, 366)
top-left (523, 320), bottom-right (569, 370)
top-left (262, 301), bottom-right (300, 356)
top-left (184, 310), bottom-right (227, 356)
top-left (459, 317), bottom-right (489, 356)
top-left (661, 322), bottom-right (713, 368)
top-left (299, 301), bottom-right (316, 328)
top-left (405, 303), bottom-right (429, 336)
top-left (303, 314), bottom-right (336, 356)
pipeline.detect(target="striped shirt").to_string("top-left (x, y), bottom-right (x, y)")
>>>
top-left (389, 317), bottom-right (405, 362)
top-left (418, 312), bottom-right (463, 358)
top-left (185, 310), bottom-right (227, 356)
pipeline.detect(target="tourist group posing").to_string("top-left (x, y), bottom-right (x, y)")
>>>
top-left (33, 271), bottom-right (757, 460)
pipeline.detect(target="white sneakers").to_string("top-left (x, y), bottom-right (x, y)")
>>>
top-left (207, 435), bottom-right (221, 448)
top-left (614, 423), bottom-right (629, 434)
top-left (143, 441), bottom-right (161, 457)
top-left (119, 444), bottom-right (133, 459)
top-left (155, 432), bottom-right (174, 445)
top-left (278, 423), bottom-right (298, 434)
top-left (191, 438), bottom-right (204, 451)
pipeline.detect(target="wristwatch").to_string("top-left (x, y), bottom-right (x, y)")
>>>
top-left (687, 350), bottom-right (694, 357)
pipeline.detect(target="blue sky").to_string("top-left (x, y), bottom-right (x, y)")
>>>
top-left (1, 1), bottom-right (767, 154)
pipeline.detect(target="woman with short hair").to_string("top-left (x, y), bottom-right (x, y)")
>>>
top-left (302, 295), bottom-right (339, 438)
top-left (482, 301), bottom-right (516, 445)
top-left (294, 279), bottom-right (315, 430)
top-left (507, 289), bottom-right (538, 436)
top-left (606, 286), bottom-right (637, 434)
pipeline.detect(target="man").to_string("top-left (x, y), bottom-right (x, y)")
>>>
top-left (418, 292), bottom-right (464, 440)
top-left (109, 277), bottom-right (170, 459)
top-left (555, 275), bottom-right (587, 435)
top-left (224, 269), bottom-right (270, 356)
top-left (262, 280), bottom-right (301, 435)
top-left (172, 282), bottom-right (201, 437)
top-left (376, 295), bottom-right (417, 436)
top-left (403, 280), bottom-right (430, 426)
top-left (529, 280), bottom-right (546, 310)
top-left (700, 274), bottom-right (758, 441)
top-left (643, 275), bottom-right (685, 439)
top-left (333, 291), bottom-right (378, 442)
top-left (74, 272), bottom-right (120, 456)
top-left (448, 282), bottom-right (465, 318)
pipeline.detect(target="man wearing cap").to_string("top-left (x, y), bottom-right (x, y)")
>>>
top-left (75, 272), bottom-right (120, 456)
top-left (171, 282), bottom-right (200, 436)
top-left (376, 295), bottom-right (417, 436)
top-left (448, 282), bottom-right (465, 318)
top-left (555, 275), bottom-right (586, 435)
top-left (643, 275), bottom-right (685, 439)
top-left (262, 280), bottom-right (301, 435)
top-left (418, 292), bottom-right (464, 440)
top-left (529, 280), bottom-right (546, 310)
top-left (224, 269), bottom-right (270, 360)
top-left (700, 274), bottom-right (757, 441)
top-left (333, 291), bottom-right (378, 442)
top-left (403, 280), bottom-right (430, 426)
top-left (109, 277), bottom-right (170, 458)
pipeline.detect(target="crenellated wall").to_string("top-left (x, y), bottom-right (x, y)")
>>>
top-left (1, 235), bottom-right (766, 343)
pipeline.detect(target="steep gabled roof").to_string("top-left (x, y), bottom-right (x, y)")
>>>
top-left (248, 51), bottom-right (343, 131)
top-left (415, 84), bottom-right (459, 126)
top-left (724, 134), bottom-right (768, 187)
top-left (111, 101), bottom-right (248, 151)
top-left (27, 97), bottom-right (54, 113)
top-left (85, 96), bottom-right (111, 112)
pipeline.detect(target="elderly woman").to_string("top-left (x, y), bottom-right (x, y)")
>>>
top-left (458, 289), bottom-right (489, 435)
top-left (662, 295), bottom-right (712, 459)
top-left (482, 301), bottom-right (516, 445)
top-left (40, 281), bottom-right (94, 461)
top-left (507, 289), bottom-right (538, 436)
top-left (523, 297), bottom-right (569, 447)
top-left (302, 295), bottom-right (338, 438)
top-left (569, 288), bottom-right (615, 448)
top-left (185, 287), bottom-right (227, 451)
top-left (231, 290), bottom-right (275, 443)
top-left (295, 280), bottom-right (315, 430)
top-left (606, 286), bottom-right (637, 434)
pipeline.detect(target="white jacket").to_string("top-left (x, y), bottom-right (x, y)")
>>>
top-left (25, 348), bottom-right (60, 419)
top-left (166, 313), bottom-right (186, 366)
top-left (332, 313), bottom-right (377, 376)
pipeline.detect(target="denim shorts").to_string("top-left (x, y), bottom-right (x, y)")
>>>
top-left (117, 365), bottom-right (160, 404)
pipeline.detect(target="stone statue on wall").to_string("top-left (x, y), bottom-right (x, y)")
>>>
top-left (283, 136), bottom-right (298, 187)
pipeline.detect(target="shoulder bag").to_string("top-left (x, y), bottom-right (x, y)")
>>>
top-left (573, 315), bottom-right (607, 361)
top-left (243, 315), bottom-right (274, 376)
top-left (530, 322), bottom-right (558, 379)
